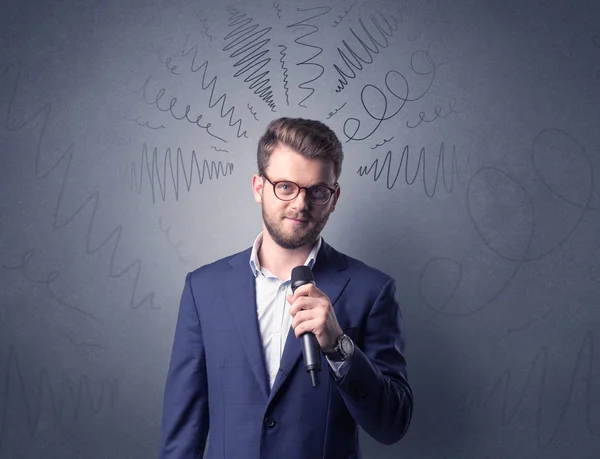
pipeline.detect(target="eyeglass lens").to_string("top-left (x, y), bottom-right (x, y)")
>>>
top-left (274, 182), bottom-right (331, 204)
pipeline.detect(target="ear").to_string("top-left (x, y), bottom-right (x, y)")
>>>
top-left (329, 185), bottom-right (341, 212)
top-left (252, 174), bottom-right (264, 204)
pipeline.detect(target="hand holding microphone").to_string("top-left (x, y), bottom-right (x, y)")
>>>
top-left (289, 266), bottom-right (344, 387)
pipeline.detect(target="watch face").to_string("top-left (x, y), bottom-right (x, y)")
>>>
top-left (340, 336), bottom-right (354, 355)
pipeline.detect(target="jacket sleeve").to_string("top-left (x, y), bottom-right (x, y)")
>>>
top-left (158, 272), bottom-right (209, 458)
top-left (330, 277), bottom-right (414, 445)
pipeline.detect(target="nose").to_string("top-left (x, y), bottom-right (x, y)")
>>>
top-left (291, 188), bottom-right (310, 210)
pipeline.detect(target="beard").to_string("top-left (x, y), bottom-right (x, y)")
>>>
top-left (262, 205), bottom-right (330, 250)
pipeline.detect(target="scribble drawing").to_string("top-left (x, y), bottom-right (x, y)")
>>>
top-left (458, 331), bottom-right (599, 447)
top-left (333, 12), bottom-right (402, 93)
top-left (180, 35), bottom-right (248, 139)
top-left (370, 136), bottom-right (394, 149)
top-left (0, 344), bottom-right (119, 449)
top-left (278, 45), bottom-right (290, 105)
top-left (223, 6), bottom-right (277, 111)
top-left (287, 6), bottom-right (331, 108)
top-left (0, 61), bottom-right (158, 311)
top-left (128, 115), bottom-right (164, 130)
top-left (357, 143), bottom-right (460, 197)
top-left (122, 143), bottom-right (234, 204)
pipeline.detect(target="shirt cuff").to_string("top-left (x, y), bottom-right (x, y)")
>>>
top-left (326, 356), bottom-right (350, 379)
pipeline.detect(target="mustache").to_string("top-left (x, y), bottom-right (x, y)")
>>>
top-left (285, 213), bottom-right (310, 221)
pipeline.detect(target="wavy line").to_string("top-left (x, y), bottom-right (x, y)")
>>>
top-left (210, 145), bottom-right (229, 153)
top-left (357, 142), bottom-right (460, 196)
top-left (273, 1), bottom-right (282, 20)
top-left (223, 6), bottom-right (277, 111)
top-left (333, 12), bottom-right (402, 93)
top-left (287, 6), bottom-right (331, 108)
top-left (128, 115), bottom-right (164, 130)
top-left (458, 331), bottom-right (600, 447)
top-left (370, 135), bottom-right (394, 149)
top-left (277, 44), bottom-right (290, 105)
top-left (1, 61), bottom-right (158, 311)
top-left (247, 103), bottom-right (259, 120)
top-left (196, 14), bottom-right (214, 42)
top-left (121, 143), bottom-right (234, 203)
top-left (0, 344), bottom-right (119, 449)
top-left (502, 309), bottom-right (552, 339)
top-left (178, 34), bottom-right (249, 139)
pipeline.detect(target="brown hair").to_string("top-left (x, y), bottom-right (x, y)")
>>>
top-left (257, 117), bottom-right (344, 180)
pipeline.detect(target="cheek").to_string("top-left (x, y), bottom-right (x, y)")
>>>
top-left (265, 199), bottom-right (287, 216)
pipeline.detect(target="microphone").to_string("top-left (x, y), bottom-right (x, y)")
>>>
top-left (291, 265), bottom-right (322, 388)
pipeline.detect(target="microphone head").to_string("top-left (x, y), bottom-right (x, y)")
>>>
top-left (291, 265), bottom-right (315, 293)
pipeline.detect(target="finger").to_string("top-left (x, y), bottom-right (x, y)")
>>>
top-left (293, 317), bottom-right (321, 338)
top-left (292, 308), bottom-right (327, 332)
top-left (291, 309), bottom-right (310, 330)
top-left (288, 296), bottom-right (319, 316)
top-left (287, 283), bottom-right (315, 303)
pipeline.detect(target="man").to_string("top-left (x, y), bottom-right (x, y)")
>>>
top-left (159, 117), bottom-right (413, 459)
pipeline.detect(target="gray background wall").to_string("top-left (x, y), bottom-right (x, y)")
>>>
top-left (1, 0), bottom-right (599, 458)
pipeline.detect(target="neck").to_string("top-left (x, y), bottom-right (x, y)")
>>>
top-left (258, 230), bottom-right (318, 281)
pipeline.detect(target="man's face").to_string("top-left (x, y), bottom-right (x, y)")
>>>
top-left (252, 144), bottom-right (340, 250)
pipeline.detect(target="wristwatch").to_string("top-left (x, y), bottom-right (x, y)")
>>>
top-left (325, 334), bottom-right (355, 361)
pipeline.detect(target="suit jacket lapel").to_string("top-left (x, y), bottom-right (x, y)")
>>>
top-left (224, 249), bottom-right (271, 401)
top-left (268, 240), bottom-right (350, 405)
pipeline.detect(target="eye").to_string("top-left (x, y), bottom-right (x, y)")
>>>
top-left (309, 186), bottom-right (328, 198)
top-left (276, 182), bottom-right (296, 194)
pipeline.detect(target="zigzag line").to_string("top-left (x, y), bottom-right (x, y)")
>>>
top-left (180, 35), bottom-right (249, 139)
top-left (0, 344), bottom-right (118, 449)
top-left (121, 143), bottom-right (234, 203)
top-left (333, 12), bottom-right (402, 93)
top-left (287, 6), bottom-right (331, 108)
top-left (223, 6), bottom-right (277, 111)
top-left (458, 331), bottom-right (600, 447)
top-left (277, 44), bottom-right (290, 106)
top-left (357, 142), bottom-right (461, 196)
top-left (0, 61), bottom-right (158, 311)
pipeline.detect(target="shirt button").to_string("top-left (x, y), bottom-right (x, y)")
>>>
top-left (264, 417), bottom-right (276, 428)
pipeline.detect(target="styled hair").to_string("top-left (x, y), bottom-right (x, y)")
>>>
top-left (257, 117), bottom-right (344, 181)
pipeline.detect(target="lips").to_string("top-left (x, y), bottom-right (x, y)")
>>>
top-left (286, 216), bottom-right (308, 223)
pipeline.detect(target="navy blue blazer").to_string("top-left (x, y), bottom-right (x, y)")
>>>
top-left (159, 239), bottom-right (413, 459)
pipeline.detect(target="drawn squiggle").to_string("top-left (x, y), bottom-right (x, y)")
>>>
top-left (223, 6), bottom-right (277, 111)
top-left (247, 103), bottom-right (259, 120)
top-left (357, 142), bottom-right (460, 197)
top-left (121, 143), bottom-right (234, 204)
top-left (196, 14), bottom-right (213, 41)
top-left (287, 6), bottom-right (331, 108)
top-left (370, 136), bottom-right (394, 149)
top-left (502, 309), bottom-right (552, 339)
top-left (326, 102), bottom-right (346, 119)
top-left (173, 34), bottom-right (249, 139)
top-left (1, 61), bottom-right (158, 311)
top-left (0, 344), bottom-right (119, 450)
top-left (1, 248), bottom-right (103, 323)
top-left (333, 12), bottom-right (402, 93)
top-left (158, 217), bottom-right (189, 264)
top-left (458, 331), bottom-right (600, 447)
top-left (210, 146), bottom-right (229, 153)
top-left (273, 1), bottom-right (282, 19)
top-left (128, 115), bottom-right (164, 130)
top-left (277, 44), bottom-right (290, 105)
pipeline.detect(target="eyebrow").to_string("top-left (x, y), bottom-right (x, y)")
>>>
top-left (279, 179), bottom-right (333, 187)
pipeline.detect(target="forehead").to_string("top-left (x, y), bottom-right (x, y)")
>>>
top-left (266, 143), bottom-right (335, 184)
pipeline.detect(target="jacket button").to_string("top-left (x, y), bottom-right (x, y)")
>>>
top-left (264, 417), bottom-right (276, 427)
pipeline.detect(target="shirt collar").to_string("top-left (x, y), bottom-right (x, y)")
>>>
top-left (249, 232), bottom-right (322, 279)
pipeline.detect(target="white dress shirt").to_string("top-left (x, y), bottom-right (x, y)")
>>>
top-left (249, 232), bottom-right (345, 389)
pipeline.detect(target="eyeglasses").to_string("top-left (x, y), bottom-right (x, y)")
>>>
top-left (262, 173), bottom-right (338, 206)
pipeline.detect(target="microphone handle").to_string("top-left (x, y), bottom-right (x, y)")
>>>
top-left (301, 332), bottom-right (322, 387)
